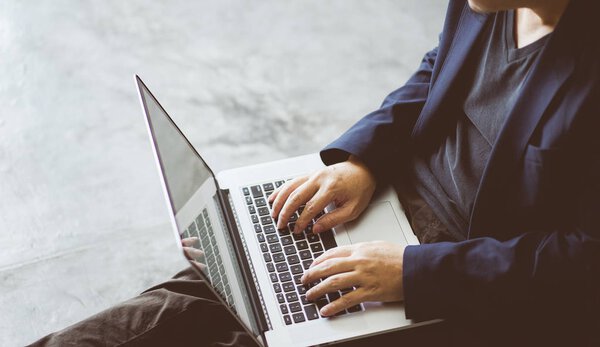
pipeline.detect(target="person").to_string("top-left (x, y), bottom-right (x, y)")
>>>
top-left (30, 0), bottom-right (599, 345)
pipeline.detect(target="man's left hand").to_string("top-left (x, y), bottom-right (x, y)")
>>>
top-left (301, 241), bottom-right (406, 316)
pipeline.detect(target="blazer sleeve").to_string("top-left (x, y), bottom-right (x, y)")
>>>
top-left (403, 152), bottom-right (600, 322)
top-left (319, 46), bottom-right (438, 183)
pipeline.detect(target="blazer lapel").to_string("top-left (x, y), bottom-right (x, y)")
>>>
top-left (411, 7), bottom-right (488, 141)
top-left (468, 7), bottom-right (579, 237)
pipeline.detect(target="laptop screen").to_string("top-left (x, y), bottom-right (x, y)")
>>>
top-left (139, 84), bottom-right (214, 214)
top-left (137, 77), bottom-right (262, 337)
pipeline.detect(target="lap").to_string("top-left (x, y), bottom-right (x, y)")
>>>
top-left (29, 267), bottom-right (257, 347)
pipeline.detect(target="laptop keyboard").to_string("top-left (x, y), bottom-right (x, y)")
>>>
top-left (243, 180), bottom-right (364, 325)
top-left (182, 208), bottom-right (236, 311)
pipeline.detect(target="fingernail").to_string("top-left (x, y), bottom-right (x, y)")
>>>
top-left (313, 224), bottom-right (323, 233)
top-left (320, 307), bottom-right (330, 316)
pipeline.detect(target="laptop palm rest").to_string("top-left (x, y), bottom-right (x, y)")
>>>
top-left (344, 201), bottom-right (407, 245)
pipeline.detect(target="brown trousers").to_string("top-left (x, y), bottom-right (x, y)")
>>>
top-left (29, 189), bottom-right (454, 347)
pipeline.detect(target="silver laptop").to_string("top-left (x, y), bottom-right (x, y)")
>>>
top-left (135, 75), bottom-right (424, 346)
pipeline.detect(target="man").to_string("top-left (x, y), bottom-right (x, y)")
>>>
top-left (269, 0), bottom-right (599, 344)
top-left (32, 0), bottom-right (599, 345)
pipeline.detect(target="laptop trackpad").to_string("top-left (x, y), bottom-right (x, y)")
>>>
top-left (344, 201), bottom-right (406, 245)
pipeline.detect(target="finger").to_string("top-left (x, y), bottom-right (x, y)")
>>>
top-left (320, 288), bottom-right (365, 317)
top-left (276, 180), bottom-right (318, 230)
top-left (294, 189), bottom-right (332, 233)
top-left (181, 237), bottom-right (199, 247)
top-left (190, 260), bottom-right (208, 273)
top-left (305, 272), bottom-right (359, 302)
top-left (312, 205), bottom-right (355, 234)
top-left (183, 246), bottom-right (204, 260)
top-left (270, 176), bottom-right (308, 219)
top-left (310, 245), bottom-right (354, 268)
top-left (301, 256), bottom-right (355, 285)
top-left (268, 179), bottom-right (292, 203)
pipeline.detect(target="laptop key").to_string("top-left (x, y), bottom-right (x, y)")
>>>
top-left (263, 183), bottom-right (274, 191)
top-left (347, 304), bottom-right (363, 313)
top-left (250, 185), bottom-right (263, 198)
top-left (266, 262), bottom-right (275, 273)
top-left (283, 282), bottom-right (295, 292)
top-left (243, 187), bottom-right (250, 196)
top-left (273, 283), bottom-right (281, 293)
top-left (287, 255), bottom-right (300, 265)
top-left (251, 214), bottom-right (259, 224)
top-left (321, 230), bottom-right (337, 250)
top-left (292, 312), bottom-right (306, 323)
top-left (286, 292), bottom-right (299, 303)
top-left (327, 291), bottom-right (341, 302)
top-left (267, 234), bottom-right (279, 243)
top-left (297, 285), bottom-right (307, 295)
top-left (245, 196), bottom-right (253, 205)
top-left (299, 250), bottom-right (311, 260)
top-left (260, 216), bottom-right (273, 225)
top-left (296, 241), bottom-right (308, 250)
top-left (279, 272), bottom-right (292, 282)
top-left (277, 293), bottom-right (285, 304)
top-left (269, 243), bottom-right (282, 253)
top-left (258, 207), bottom-right (269, 216)
top-left (280, 304), bottom-right (289, 314)
top-left (275, 180), bottom-right (285, 188)
top-left (257, 233), bottom-right (265, 243)
top-left (263, 253), bottom-right (272, 263)
top-left (310, 243), bottom-right (323, 253)
top-left (263, 225), bottom-right (276, 234)
top-left (307, 233), bottom-right (320, 243)
top-left (340, 287), bottom-right (353, 294)
top-left (254, 224), bottom-right (262, 233)
top-left (302, 260), bottom-right (312, 270)
top-left (280, 236), bottom-right (293, 246)
top-left (273, 253), bottom-right (285, 263)
top-left (290, 264), bottom-right (303, 275)
top-left (255, 198), bottom-right (267, 207)
top-left (283, 315), bottom-right (292, 325)
top-left (293, 275), bottom-right (303, 285)
top-left (300, 295), bottom-right (309, 305)
top-left (248, 205), bottom-right (256, 214)
top-left (270, 273), bottom-right (278, 283)
top-left (292, 233), bottom-right (306, 242)
top-left (278, 227), bottom-right (290, 235)
top-left (283, 245), bottom-right (297, 255)
top-left (288, 213), bottom-right (298, 222)
top-left (313, 252), bottom-right (324, 259)
top-left (289, 302), bottom-right (302, 313)
top-left (276, 263), bottom-right (289, 272)
top-left (316, 299), bottom-right (328, 310)
top-left (260, 243), bottom-right (268, 253)
top-left (304, 305), bottom-right (319, 320)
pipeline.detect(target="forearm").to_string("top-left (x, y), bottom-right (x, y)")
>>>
top-left (403, 228), bottom-right (600, 321)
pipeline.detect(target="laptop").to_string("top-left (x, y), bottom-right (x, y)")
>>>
top-left (135, 75), bottom-right (425, 346)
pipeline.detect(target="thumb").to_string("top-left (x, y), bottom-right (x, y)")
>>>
top-left (313, 205), bottom-right (355, 233)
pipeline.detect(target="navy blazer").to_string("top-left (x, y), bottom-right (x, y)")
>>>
top-left (321, 0), bottom-right (599, 334)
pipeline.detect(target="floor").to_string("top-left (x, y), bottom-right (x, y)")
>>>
top-left (0, 1), bottom-right (444, 345)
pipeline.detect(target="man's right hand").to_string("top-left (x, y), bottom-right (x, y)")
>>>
top-left (268, 155), bottom-right (377, 234)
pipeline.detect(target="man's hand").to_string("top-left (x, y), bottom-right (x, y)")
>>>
top-left (181, 237), bottom-right (207, 272)
top-left (301, 241), bottom-right (405, 316)
top-left (268, 155), bottom-right (376, 233)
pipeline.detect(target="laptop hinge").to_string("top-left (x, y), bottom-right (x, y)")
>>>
top-left (215, 187), bottom-right (270, 335)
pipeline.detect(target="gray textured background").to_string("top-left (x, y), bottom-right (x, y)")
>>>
top-left (0, 1), bottom-right (445, 345)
